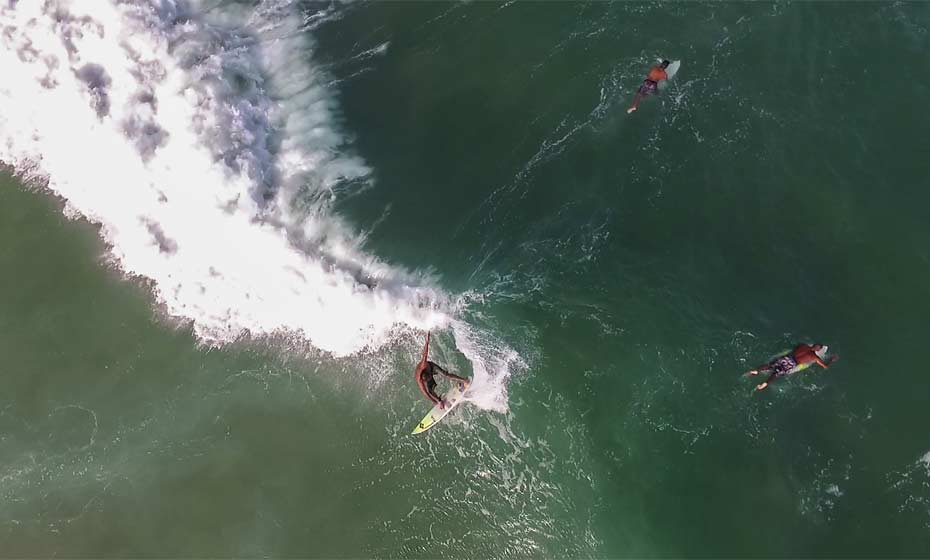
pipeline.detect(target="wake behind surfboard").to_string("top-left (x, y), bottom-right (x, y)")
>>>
top-left (412, 381), bottom-right (469, 435)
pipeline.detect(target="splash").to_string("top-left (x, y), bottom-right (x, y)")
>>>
top-left (452, 319), bottom-right (523, 413)
top-left (0, 0), bottom-right (450, 356)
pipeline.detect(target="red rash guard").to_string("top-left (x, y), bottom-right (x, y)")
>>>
top-left (648, 67), bottom-right (668, 82)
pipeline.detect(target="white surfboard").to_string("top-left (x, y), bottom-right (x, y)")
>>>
top-left (411, 381), bottom-right (469, 435)
top-left (658, 59), bottom-right (681, 91)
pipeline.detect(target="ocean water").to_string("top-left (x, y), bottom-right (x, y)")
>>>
top-left (1, 1), bottom-right (929, 556)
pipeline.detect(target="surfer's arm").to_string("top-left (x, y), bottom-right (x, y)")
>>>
top-left (421, 332), bottom-right (430, 365)
top-left (431, 363), bottom-right (468, 383)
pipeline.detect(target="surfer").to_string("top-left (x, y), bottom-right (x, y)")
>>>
top-left (415, 332), bottom-right (469, 408)
top-left (627, 60), bottom-right (670, 114)
top-left (747, 343), bottom-right (839, 391)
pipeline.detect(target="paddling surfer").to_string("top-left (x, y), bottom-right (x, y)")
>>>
top-left (746, 343), bottom-right (839, 391)
top-left (627, 60), bottom-right (670, 114)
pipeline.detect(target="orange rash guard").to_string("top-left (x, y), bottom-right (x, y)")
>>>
top-left (647, 67), bottom-right (668, 82)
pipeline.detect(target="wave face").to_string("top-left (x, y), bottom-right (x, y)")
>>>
top-left (0, 0), bottom-right (450, 356)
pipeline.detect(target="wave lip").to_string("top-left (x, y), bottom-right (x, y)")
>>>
top-left (0, 0), bottom-right (448, 356)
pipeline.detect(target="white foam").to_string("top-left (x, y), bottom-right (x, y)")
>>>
top-left (0, 1), bottom-right (450, 356)
top-left (452, 319), bottom-right (524, 413)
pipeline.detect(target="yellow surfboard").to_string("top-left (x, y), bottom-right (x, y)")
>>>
top-left (412, 381), bottom-right (469, 435)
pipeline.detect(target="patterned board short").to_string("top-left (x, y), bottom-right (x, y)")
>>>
top-left (638, 79), bottom-right (658, 95)
top-left (771, 355), bottom-right (798, 377)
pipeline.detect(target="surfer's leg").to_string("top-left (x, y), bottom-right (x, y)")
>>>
top-left (628, 81), bottom-right (657, 113)
top-left (639, 80), bottom-right (658, 96)
top-left (425, 376), bottom-right (443, 405)
top-left (755, 370), bottom-right (780, 391)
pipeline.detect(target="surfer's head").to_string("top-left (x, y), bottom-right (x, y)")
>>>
top-left (812, 343), bottom-right (824, 352)
top-left (660, 60), bottom-right (670, 68)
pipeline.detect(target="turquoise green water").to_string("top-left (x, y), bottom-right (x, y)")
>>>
top-left (3, 1), bottom-right (930, 556)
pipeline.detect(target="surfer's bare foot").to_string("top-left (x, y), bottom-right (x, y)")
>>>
top-left (627, 107), bottom-right (636, 114)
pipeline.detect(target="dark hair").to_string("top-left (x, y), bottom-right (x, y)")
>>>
top-left (661, 60), bottom-right (670, 68)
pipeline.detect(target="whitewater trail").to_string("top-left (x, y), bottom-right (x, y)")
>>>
top-left (0, 1), bottom-right (516, 412)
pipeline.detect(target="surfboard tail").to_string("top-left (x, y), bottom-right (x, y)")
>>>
top-left (411, 381), bottom-right (467, 434)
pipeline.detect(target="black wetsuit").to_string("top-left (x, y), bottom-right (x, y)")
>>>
top-left (419, 361), bottom-right (445, 402)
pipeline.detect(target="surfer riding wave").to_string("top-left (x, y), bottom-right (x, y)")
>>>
top-left (415, 332), bottom-right (469, 409)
